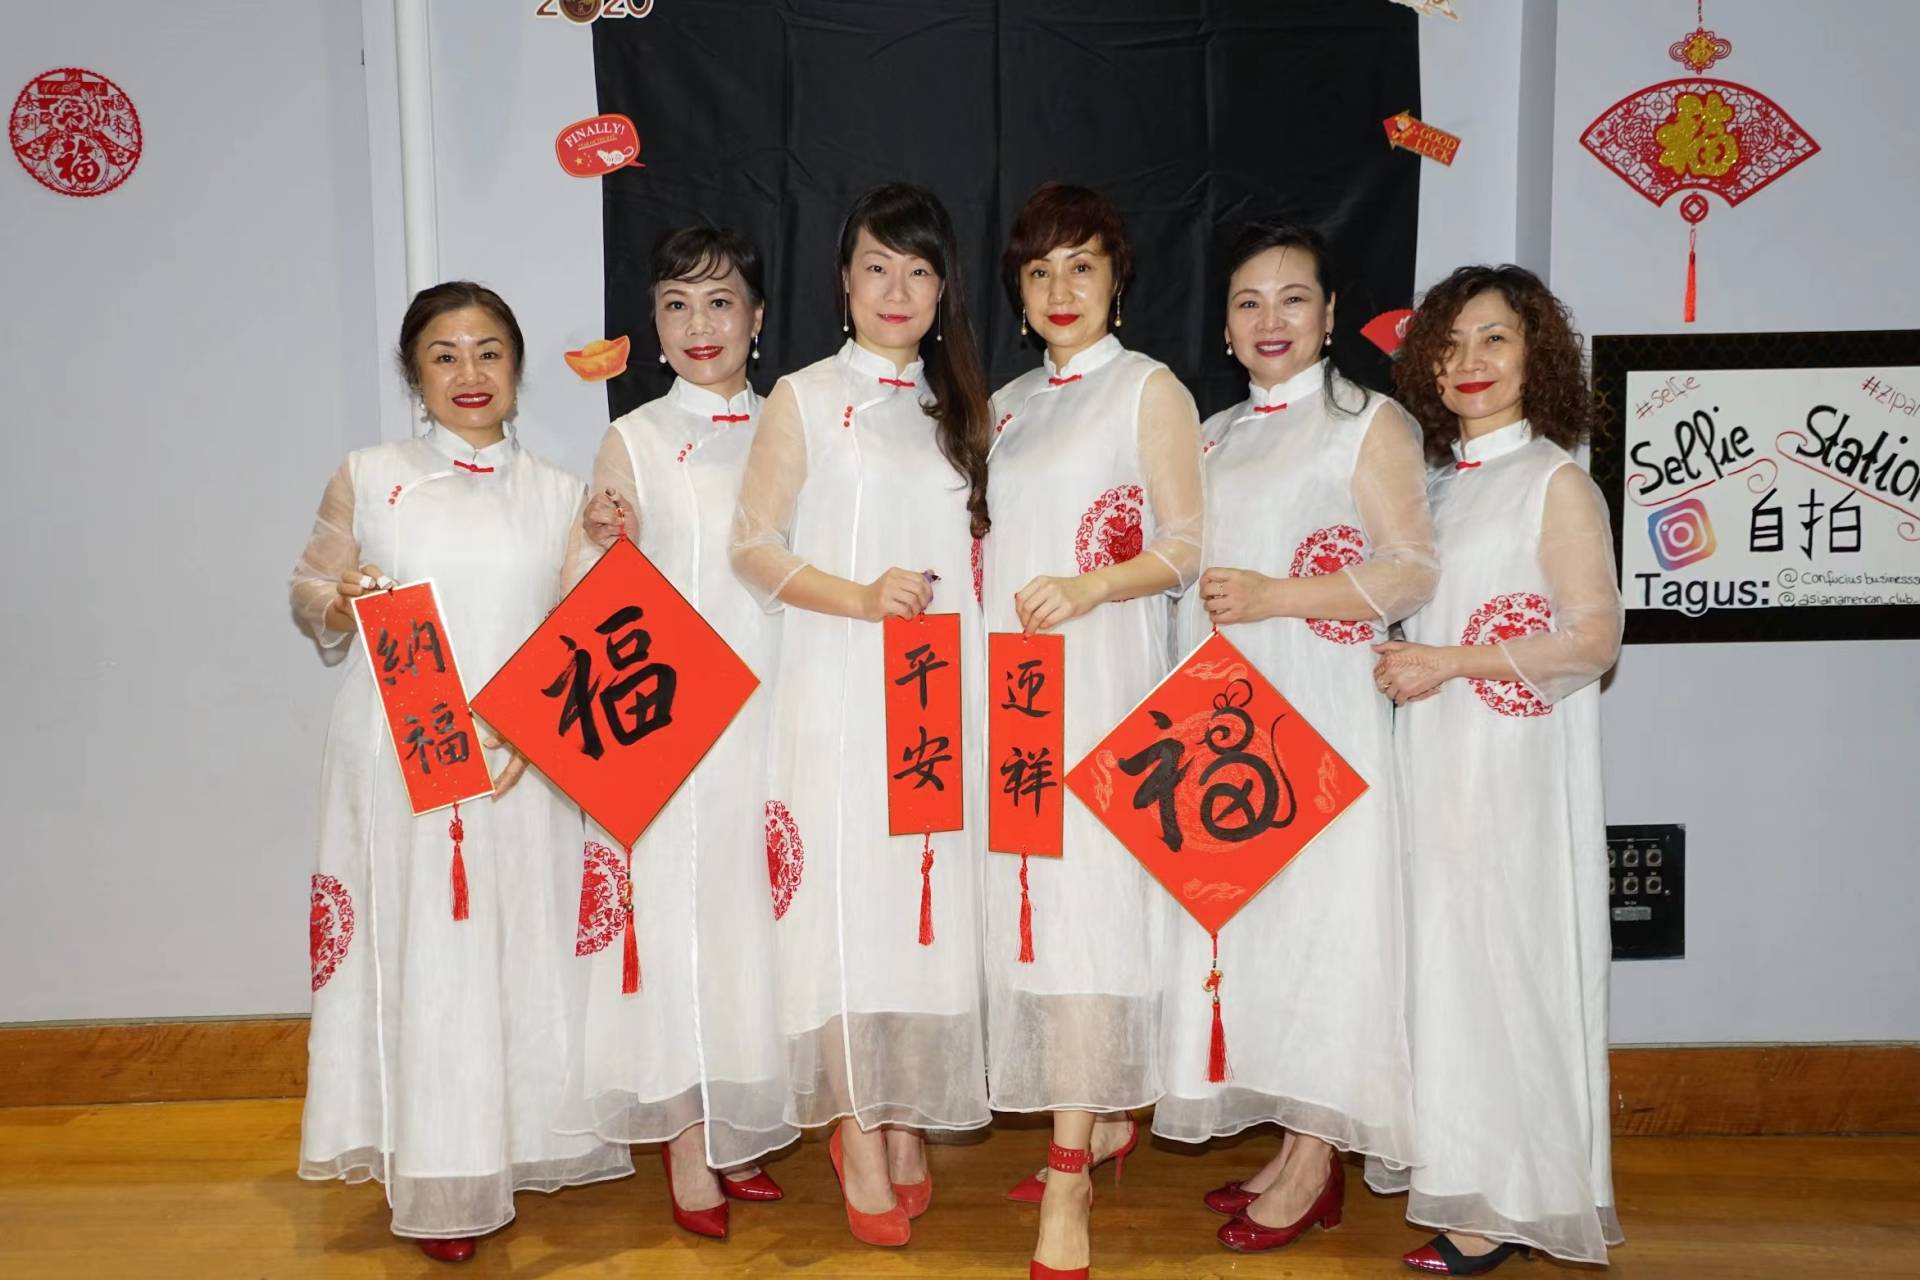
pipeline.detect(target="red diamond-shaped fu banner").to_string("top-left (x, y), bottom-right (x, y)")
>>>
top-left (1065, 630), bottom-right (1367, 1081)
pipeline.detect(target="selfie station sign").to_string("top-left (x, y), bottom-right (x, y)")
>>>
top-left (1592, 329), bottom-right (1920, 642)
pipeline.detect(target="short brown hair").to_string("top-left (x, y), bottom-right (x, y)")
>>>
top-left (396, 281), bottom-right (525, 393)
top-left (1393, 264), bottom-right (1597, 466)
top-left (1000, 182), bottom-right (1135, 311)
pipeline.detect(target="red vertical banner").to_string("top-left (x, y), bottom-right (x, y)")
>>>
top-left (882, 613), bottom-right (964, 836)
top-left (352, 581), bottom-right (494, 815)
top-left (987, 632), bottom-right (1064, 858)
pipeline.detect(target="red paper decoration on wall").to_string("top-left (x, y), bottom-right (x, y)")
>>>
top-left (10, 68), bottom-right (142, 198)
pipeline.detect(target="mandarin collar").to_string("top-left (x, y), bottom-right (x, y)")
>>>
top-left (839, 339), bottom-right (924, 393)
top-left (668, 377), bottom-right (757, 422)
top-left (426, 422), bottom-right (516, 473)
top-left (1044, 332), bottom-right (1123, 382)
top-left (1453, 418), bottom-right (1533, 465)
top-left (1247, 359), bottom-right (1327, 410)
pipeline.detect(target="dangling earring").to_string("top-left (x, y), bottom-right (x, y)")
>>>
top-left (1019, 309), bottom-right (1028, 337)
top-left (751, 333), bottom-right (761, 362)
top-left (1225, 341), bottom-right (1233, 357)
top-left (841, 294), bottom-right (850, 335)
top-left (416, 398), bottom-right (432, 433)
top-left (1112, 291), bottom-right (1124, 330)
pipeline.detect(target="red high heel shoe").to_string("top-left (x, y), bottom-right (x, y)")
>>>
top-left (719, 1167), bottom-right (784, 1202)
top-left (1217, 1149), bottom-right (1344, 1253)
top-left (660, 1146), bottom-right (729, 1240)
top-left (893, 1170), bottom-right (933, 1219)
top-left (1029, 1141), bottom-right (1093, 1280)
top-left (1402, 1235), bottom-right (1531, 1274)
top-left (1007, 1118), bottom-right (1137, 1203)
top-left (415, 1237), bottom-right (476, 1263)
top-left (828, 1124), bottom-right (911, 1247)
top-left (1202, 1180), bottom-right (1258, 1216)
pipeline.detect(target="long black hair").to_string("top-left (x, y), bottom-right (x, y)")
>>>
top-left (1223, 222), bottom-right (1372, 416)
top-left (838, 183), bottom-right (992, 538)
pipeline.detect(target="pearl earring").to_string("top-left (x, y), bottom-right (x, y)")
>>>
top-left (1112, 292), bottom-right (1124, 330)
top-left (1020, 309), bottom-right (1028, 337)
top-left (657, 350), bottom-right (666, 364)
top-left (1225, 341), bottom-right (1233, 357)
top-left (751, 334), bottom-right (761, 362)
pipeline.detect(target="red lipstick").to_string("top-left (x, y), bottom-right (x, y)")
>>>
top-left (879, 313), bottom-right (911, 324)
top-left (1454, 380), bottom-right (1495, 394)
top-left (451, 392), bottom-right (493, 408)
top-left (1047, 313), bottom-right (1079, 326)
top-left (684, 346), bottom-right (722, 360)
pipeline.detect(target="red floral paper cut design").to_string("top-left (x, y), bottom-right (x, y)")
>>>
top-left (1074, 485), bottom-right (1145, 572)
top-left (1460, 592), bottom-right (1554, 718)
top-left (310, 874), bottom-right (355, 992)
top-left (766, 801), bottom-right (804, 921)
top-left (1289, 525), bottom-right (1375, 645)
top-left (10, 68), bottom-right (142, 198)
top-left (575, 840), bottom-right (632, 956)
top-left (1580, 79), bottom-right (1817, 215)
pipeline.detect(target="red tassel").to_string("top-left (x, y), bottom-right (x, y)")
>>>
top-left (1017, 853), bottom-right (1035, 964)
top-left (1205, 931), bottom-right (1228, 1083)
top-left (1683, 228), bottom-right (1698, 324)
top-left (917, 833), bottom-right (936, 947)
top-left (448, 802), bottom-right (469, 922)
top-left (620, 847), bottom-right (640, 994)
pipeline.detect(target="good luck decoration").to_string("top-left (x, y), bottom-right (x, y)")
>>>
top-left (1580, 1), bottom-right (1818, 322)
top-left (1065, 632), bottom-right (1367, 1081)
top-left (882, 613), bottom-right (965, 947)
top-left (471, 537), bottom-right (758, 992)
top-left (10, 68), bottom-right (142, 198)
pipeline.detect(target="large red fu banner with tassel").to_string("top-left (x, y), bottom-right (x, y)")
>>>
top-left (470, 538), bottom-right (759, 851)
top-left (1065, 630), bottom-right (1366, 935)
top-left (352, 581), bottom-right (495, 815)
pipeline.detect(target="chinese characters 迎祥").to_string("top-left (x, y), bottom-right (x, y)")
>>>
top-left (470, 537), bottom-right (759, 851)
top-left (987, 631), bottom-right (1065, 860)
top-left (1066, 630), bottom-right (1367, 1080)
top-left (352, 581), bottom-right (495, 816)
top-left (882, 613), bottom-right (965, 836)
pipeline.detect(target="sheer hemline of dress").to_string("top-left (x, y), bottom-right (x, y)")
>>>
top-left (556, 1084), bottom-right (800, 1169)
top-left (1362, 1166), bottom-right (1624, 1266)
top-left (1151, 1087), bottom-right (1417, 1170)
top-left (783, 1011), bottom-right (991, 1134)
top-left (296, 1147), bottom-right (635, 1238)
top-left (985, 990), bottom-right (1161, 1114)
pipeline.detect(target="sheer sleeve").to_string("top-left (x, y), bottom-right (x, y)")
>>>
top-left (1136, 367), bottom-right (1204, 591)
top-left (1345, 400), bottom-right (1439, 625)
top-left (562, 426), bottom-right (639, 593)
top-left (730, 379), bottom-right (811, 612)
top-left (1499, 463), bottom-right (1624, 704)
top-left (289, 461), bottom-right (358, 649)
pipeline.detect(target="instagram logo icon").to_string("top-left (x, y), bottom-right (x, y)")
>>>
top-left (1648, 498), bottom-right (1717, 569)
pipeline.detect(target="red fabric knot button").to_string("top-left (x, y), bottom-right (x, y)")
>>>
top-left (1252, 402), bottom-right (1287, 414)
top-left (453, 460), bottom-right (495, 474)
top-left (1047, 374), bottom-right (1083, 387)
top-left (675, 443), bottom-right (694, 463)
top-left (877, 376), bottom-right (916, 388)
top-left (1455, 459), bottom-right (1483, 471)
top-left (711, 413), bottom-right (751, 423)
top-left (387, 484), bottom-right (403, 506)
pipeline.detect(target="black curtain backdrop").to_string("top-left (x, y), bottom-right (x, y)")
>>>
top-left (593, 0), bottom-right (1419, 421)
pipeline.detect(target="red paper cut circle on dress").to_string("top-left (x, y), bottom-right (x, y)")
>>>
top-left (575, 840), bottom-right (632, 956)
top-left (971, 537), bottom-right (984, 606)
top-left (309, 874), bottom-right (355, 992)
top-left (1289, 524), bottom-right (1376, 645)
top-left (10, 68), bottom-right (143, 198)
top-left (1460, 592), bottom-right (1554, 717)
top-left (765, 801), bottom-right (803, 921)
top-left (1074, 485), bottom-right (1146, 572)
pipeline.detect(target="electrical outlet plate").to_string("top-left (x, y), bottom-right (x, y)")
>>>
top-left (1607, 823), bottom-right (1684, 960)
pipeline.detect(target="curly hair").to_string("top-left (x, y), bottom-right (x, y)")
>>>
top-left (1392, 264), bottom-right (1598, 466)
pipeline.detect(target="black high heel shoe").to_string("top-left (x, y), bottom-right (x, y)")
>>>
top-left (1402, 1234), bottom-right (1531, 1274)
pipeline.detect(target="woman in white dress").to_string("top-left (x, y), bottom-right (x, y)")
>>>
top-left (730, 182), bottom-right (993, 1248)
top-left (291, 283), bottom-right (631, 1263)
top-left (983, 183), bottom-right (1204, 1280)
top-left (1158, 222), bottom-right (1436, 1253)
top-left (564, 227), bottom-right (796, 1239)
top-left (1373, 264), bottom-right (1624, 1274)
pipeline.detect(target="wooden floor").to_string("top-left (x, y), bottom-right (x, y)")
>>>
top-left (1, 1100), bottom-right (1916, 1278)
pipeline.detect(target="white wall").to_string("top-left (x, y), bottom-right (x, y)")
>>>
top-left (0, 2), bottom-right (378, 1019)
top-left (1550, 0), bottom-right (1920, 1042)
top-left (4, 0), bottom-right (1914, 1040)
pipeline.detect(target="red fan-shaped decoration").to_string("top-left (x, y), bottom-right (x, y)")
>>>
top-left (1581, 77), bottom-right (1817, 322)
